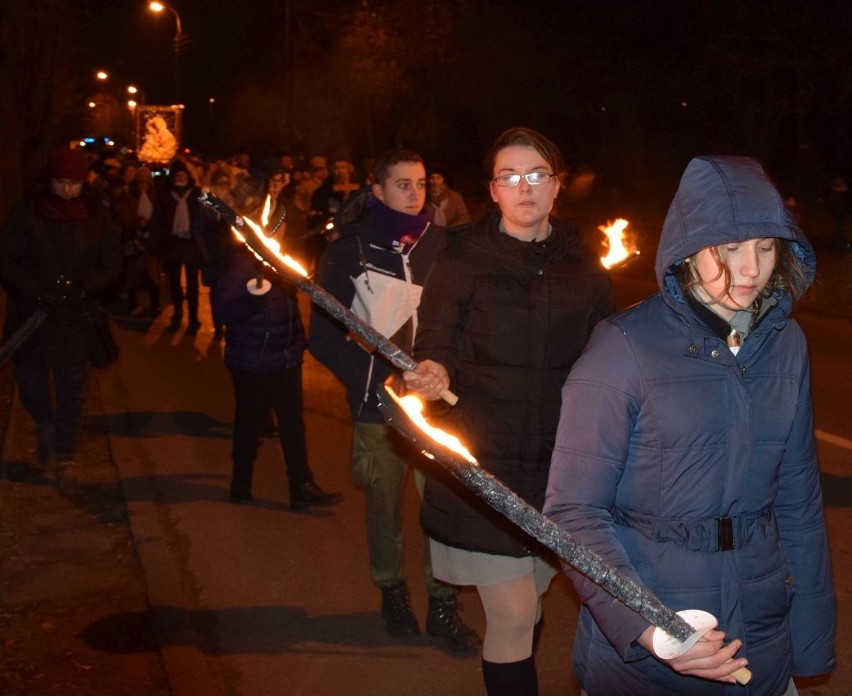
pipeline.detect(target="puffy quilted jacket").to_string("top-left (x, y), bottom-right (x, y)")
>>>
top-left (544, 156), bottom-right (835, 695)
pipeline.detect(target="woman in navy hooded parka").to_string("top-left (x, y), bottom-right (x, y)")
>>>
top-left (544, 156), bottom-right (835, 696)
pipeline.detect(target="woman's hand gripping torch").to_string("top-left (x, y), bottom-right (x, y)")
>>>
top-left (377, 385), bottom-right (751, 686)
top-left (198, 192), bottom-right (458, 406)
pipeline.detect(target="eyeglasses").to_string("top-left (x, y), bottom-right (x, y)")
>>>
top-left (492, 172), bottom-right (556, 187)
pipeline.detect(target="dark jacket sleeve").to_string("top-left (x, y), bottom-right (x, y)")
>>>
top-left (774, 344), bottom-right (836, 675)
top-left (0, 203), bottom-right (42, 302)
top-left (412, 250), bottom-right (474, 385)
top-left (307, 237), bottom-right (377, 393)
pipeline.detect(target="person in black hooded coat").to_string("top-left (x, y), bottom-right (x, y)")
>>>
top-left (0, 146), bottom-right (122, 473)
top-left (404, 128), bottom-right (612, 696)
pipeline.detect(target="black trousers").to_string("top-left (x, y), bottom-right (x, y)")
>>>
top-left (228, 364), bottom-right (312, 495)
top-left (163, 238), bottom-right (200, 323)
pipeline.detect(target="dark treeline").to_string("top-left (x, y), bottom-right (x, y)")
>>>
top-left (3, 0), bottom-right (851, 219)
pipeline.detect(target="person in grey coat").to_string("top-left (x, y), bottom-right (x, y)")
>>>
top-left (544, 155), bottom-right (835, 695)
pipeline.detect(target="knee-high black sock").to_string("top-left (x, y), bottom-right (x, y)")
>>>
top-left (482, 656), bottom-right (538, 696)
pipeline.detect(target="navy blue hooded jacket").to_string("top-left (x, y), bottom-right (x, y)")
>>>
top-left (545, 156), bottom-right (835, 695)
top-left (213, 248), bottom-right (305, 373)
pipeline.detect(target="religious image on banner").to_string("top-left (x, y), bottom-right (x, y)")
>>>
top-left (136, 105), bottom-right (183, 165)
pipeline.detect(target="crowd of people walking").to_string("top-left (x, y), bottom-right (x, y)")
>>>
top-left (0, 134), bottom-right (838, 696)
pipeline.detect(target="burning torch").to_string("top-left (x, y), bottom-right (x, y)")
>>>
top-left (246, 194), bottom-right (288, 296)
top-left (198, 192), bottom-right (458, 405)
top-left (600, 218), bottom-right (641, 270)
top-left (378, 386), bottom-right (752, 685)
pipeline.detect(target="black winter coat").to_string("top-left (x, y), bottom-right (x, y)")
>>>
top-left (0, 194), bottom-right (122, 367)
top-left (415, 214), bottom-right (613, 556)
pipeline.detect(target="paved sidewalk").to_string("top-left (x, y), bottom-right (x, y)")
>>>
top-left (0, 365), bottom-right (170, 695)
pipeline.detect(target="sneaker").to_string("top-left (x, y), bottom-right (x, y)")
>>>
top-left (290, 482), bottom-right (342, 511)
top-left (381, 580), bottom-right (420, 636)
top-left (426, 595), bottom-right (479, 654)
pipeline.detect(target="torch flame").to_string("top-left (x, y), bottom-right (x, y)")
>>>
top-left (599, 218), bottom-right (639, 269)
top-left (261, 194), bottom-right (272, 229)
top-left (386, 387), bottom-right (478, 464)
top-left (230, 214), bottom-right (309, 278)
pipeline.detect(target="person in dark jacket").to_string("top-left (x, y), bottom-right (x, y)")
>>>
top-left (544, 156), bottom-right (835, 696)
top-left (152, 159), bottom-right (209, 335)
top-left (404, 128), bottom-right (613, 696)
top-left (426, 164), bottom-right (471, 228)
top-left (0, 146), bottom-right (122, 476)
top-left (309, 148), bottom-right (478, 654)
top-left (212, 224), bottom-right (341, 510)
top-left (119, 167), bottom-right (162, 316)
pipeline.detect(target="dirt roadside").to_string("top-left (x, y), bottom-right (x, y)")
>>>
top-left (0, 361), bottom-right (170, 695)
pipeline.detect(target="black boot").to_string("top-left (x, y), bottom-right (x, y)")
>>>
top-left (426, 594), bottom-right (479, 654)
top-left (380, 580), bottom-right (419, 636)
top-left (290, 481), bottom-right (342, 511)
top-left (482, 656), bottom-right (538, 696)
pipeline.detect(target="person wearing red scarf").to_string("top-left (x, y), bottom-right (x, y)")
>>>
top-left (0, 146), bottom-right (122, 480)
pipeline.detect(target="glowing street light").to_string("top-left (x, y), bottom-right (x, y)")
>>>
top-left (96, 70), bottom-right (109, 80)
top-left (148, 1), bottom-right (184, 103)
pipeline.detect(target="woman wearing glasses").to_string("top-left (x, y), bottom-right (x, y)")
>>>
top-left (404, 127), bottom-right (612, 695)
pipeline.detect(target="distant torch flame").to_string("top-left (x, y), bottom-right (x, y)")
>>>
top-left (230, 213), bottom-right (309, 278)
top-left (599, 218), bottom-right (640, 269)
top-left (390, 388), bottom-right (477, 464)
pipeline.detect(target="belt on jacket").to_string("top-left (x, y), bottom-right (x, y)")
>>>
top-left (612, 506), bottom-right (774, 552)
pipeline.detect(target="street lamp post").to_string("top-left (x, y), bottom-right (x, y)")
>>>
top-left (148, 2), bottom-right (183, 104)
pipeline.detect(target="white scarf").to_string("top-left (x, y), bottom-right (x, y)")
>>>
top-left (170, 189), bottom-right (192, 238)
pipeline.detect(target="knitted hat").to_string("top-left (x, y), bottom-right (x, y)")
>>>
top-left (46, 147), bottom-right (90, 181)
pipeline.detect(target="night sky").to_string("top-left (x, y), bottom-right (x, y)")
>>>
top-left (84, 1), bottom-right (852, 189)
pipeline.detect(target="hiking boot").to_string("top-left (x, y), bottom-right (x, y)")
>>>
top-left (426, 595), bottom-right (479, 654)
top-left (290, 482), bottom-right (342, 511)
top-left (381, 580), bottom-right (420, 636)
